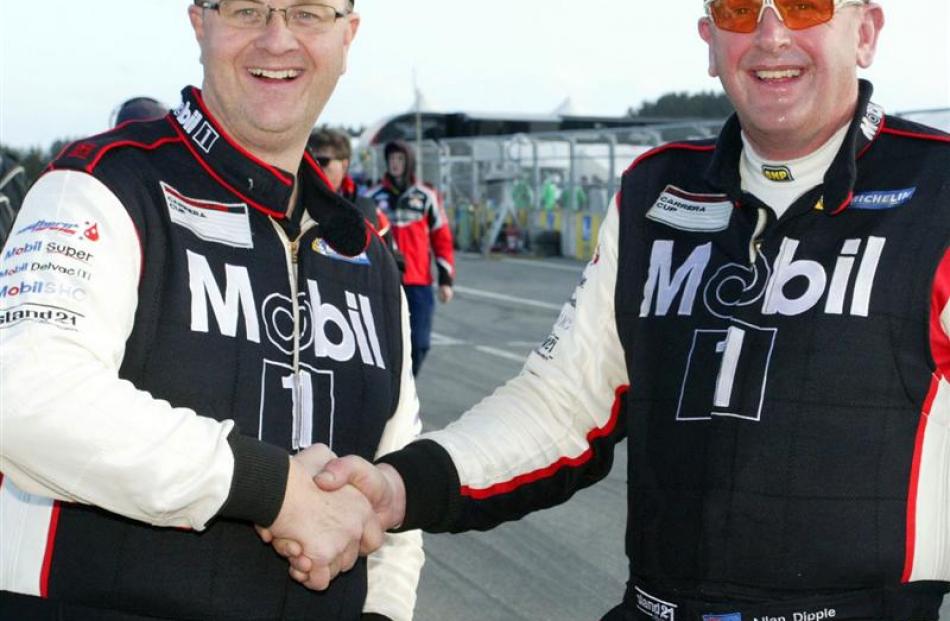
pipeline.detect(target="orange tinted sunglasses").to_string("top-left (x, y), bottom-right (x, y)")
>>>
top-left (705, 0), bottom-right (867, 33)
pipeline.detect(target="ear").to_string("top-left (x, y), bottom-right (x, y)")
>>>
top-left (339, 12), bottom-right (361, 75)
top-left (856, 3), bottom-right (884, 68)
top-left (698, 16), bottom-right (719, 77)
top-left (188, 5), bottom-right (206, 45)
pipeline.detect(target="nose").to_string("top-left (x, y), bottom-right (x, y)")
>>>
top-left (255, 10), bottom-right (301, 54)
top-left (754, 7), bottom-right (791, 52)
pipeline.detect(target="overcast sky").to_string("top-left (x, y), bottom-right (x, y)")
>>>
top-left (1, 1), bottom-right (948, 150)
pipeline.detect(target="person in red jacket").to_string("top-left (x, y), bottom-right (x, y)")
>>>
top-left (366, 140), bottom-right (455, 375)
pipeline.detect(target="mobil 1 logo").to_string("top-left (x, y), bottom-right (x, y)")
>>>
top-left (640, 235), bottom-right (885, 422)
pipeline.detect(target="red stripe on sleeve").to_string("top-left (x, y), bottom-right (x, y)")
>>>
top-left (461, 384), bottom-right (630, 500)
top-left (901, 377), bottom-right (935, 583)
top-left (929, 248), bottom-right (950, 377)
top-left (39, 501), bottom-right (62, 598)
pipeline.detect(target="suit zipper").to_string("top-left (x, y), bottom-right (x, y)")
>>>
top-left (749, 207), bottom-right (768, 265)
top-left (270, 219), bottom-right (315, 450)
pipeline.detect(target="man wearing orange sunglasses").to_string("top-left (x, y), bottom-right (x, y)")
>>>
top-left (271, 2), bottom-right (950, 619)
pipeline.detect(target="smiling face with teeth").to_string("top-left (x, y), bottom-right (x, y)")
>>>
top-left (699, 2), bottom-right (884, 160)
top-left (188, 2), bottom-right (359, 172)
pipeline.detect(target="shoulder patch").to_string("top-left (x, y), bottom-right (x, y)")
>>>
top-left (49, 117), bottom-right (179, 174)
top-left (646, 185), bottom-right (734, 232)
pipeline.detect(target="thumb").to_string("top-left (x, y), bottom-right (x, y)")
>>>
top-left (314, 455), bottom-right (362, 491)
top-left (315, 455), bottom-right (384, 504)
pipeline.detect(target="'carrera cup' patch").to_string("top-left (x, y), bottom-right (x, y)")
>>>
top-left (161, 182), bottom-right (253, 249)
top-left (646, 185), bottom-right (733, 232)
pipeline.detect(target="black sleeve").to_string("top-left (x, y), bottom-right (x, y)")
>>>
top-left (217, 430), bottom-right (290, 526)
top-left (376, 439), bottom-right (463, 533)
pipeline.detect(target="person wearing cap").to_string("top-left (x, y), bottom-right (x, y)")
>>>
top-left (275, 2), bottom-right (950, 619)
top-left (365, 140), bottom-right (455, 375)
top-left (111, 96), bottom-right (169, 127)
top-left (0, 1), bottom-right (423, 620)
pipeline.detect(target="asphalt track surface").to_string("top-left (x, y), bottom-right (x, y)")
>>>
top-left (410, 252), bottom-right (949, 621)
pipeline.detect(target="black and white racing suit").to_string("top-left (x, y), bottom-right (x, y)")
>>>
top-left (0, 86), bottom-right (422, 621)
top-left (380, 81), bottom-right (950, 621)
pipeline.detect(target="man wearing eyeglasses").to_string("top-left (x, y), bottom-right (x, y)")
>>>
top-left (0, 1), bottom-right (423, 620)
top-left (277, 1), bottom-right (950, 619)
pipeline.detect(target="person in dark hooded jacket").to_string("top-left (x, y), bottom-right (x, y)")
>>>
top-left (0, 151), bottom-right (27, 249)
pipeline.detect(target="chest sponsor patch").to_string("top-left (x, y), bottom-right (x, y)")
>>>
top-left (646, 185), bottom-right (733, 232)
top-left (850, 187), bottom-right (916, 210)
top-left (161, 182), bottom-right (253, 249)
top-left (311, 238), bottom-right (371, 265)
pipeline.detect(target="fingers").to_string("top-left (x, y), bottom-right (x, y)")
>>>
top-left (359, 517), bottom-right (386, 556)
top-left (286, 539), bottom-right (359, 591)
top-left (272, 537), bottom-right (303, 559)
top-left (293, 443), bottom-right (337, 477)
top-left (255, 525), bottom-right (273, 543)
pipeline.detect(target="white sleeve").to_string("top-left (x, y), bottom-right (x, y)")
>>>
top-left (363, 288), bottom-right (424, 621)
top-left (0, 170), bottom-right (235, 530)
top-left (423, 203), bottom-right (627, 501)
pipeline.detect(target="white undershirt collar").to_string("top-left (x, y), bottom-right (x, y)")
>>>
top-left (740, 123), bottom-right (850, 220)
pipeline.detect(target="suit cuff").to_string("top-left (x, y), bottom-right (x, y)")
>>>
top-left (217, 430), bottom-right (289, 526)
top-left (376, 439), bottom-right (461, 533)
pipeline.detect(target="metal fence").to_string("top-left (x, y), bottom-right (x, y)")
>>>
top-left (357, 107), bottom-right (949, 261)
top-left (359, 120), bottom-right (724, 260)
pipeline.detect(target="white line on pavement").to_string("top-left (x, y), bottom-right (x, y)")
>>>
top-left (475, 346), bottom-right (529, 363)
top-left (430, 332), bottom-right (467, 346)
top-left (453, 285), bottom-right (563, 311)
top-left (498, 257), bottom-right (586, 273)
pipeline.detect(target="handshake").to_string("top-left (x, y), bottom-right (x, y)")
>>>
top-left (256, 444), bottom-right (406, 591)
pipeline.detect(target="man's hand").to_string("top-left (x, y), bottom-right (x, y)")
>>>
top-left (438, 284), bottom-right (453, 304)
top-left (268, 456), bottom-right (409, 587)
top-left (317, 456), bottom-right (407, 532)
top-left (260, 447), bottom-right (385, 591)
top-left (256, 443), bottom-right (336, 545)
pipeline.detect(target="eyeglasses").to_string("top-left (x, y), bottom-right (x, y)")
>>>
top-left (704, 0), bottom-right (866, 33)
top-left (313, 155), bottom-right (338, 167)
top-left (195, 0), bottom-right (349, 34)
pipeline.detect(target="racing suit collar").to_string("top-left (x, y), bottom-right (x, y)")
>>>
top-left (170, 86), bottom-right (298, 219)
top-left (169, 87), bottom-right (368, 256)
top-left (704, 79), bottom-right (882, 217)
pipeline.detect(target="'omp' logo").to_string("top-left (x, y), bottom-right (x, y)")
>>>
top-left (762, 165), bottom-right (794, 182)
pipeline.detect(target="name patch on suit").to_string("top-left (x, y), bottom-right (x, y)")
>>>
top-left (646, 185), bottom-right (733, 232)
top-left (161, 182), bottom-right (253, 249)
